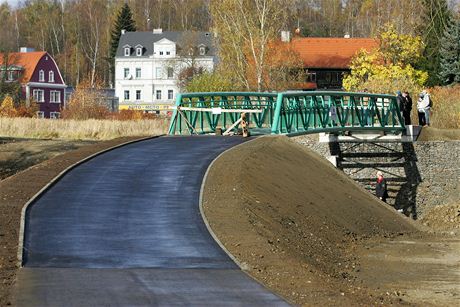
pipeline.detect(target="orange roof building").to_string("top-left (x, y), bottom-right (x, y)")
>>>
top-left (0, 49), bottom-right (66, 118)
top-left (283, 37), bottom-right (379, 90)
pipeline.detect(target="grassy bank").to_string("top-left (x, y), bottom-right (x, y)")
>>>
top-left (0, 117), bottom-right (169, 140)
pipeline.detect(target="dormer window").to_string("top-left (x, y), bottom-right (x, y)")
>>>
top-left (135, 45), bottom-right (143, 56)
top-left (49, 71), bottom-right (54, 82)
top-left (199, 46), bottom-right (206, 56)
top-left (39, 70), bottom-right (45, 82)
top-left (124, 47), bottom-right (131, 56)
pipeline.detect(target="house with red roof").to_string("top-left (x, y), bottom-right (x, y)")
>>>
top-left (284, 35), bottom-right (378, 90)
top-left (0, 48), bottom-right (66, 118)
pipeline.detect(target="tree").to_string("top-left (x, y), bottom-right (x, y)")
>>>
top-left (343, 24), bottom-right (428, 94)
top-left (185, 71), bottom-right (233, 92)
top-left (419, 0), bottom-right (451, 85)
top-left (210, 0), bottom-right (288, 91)
top-left (109, 3), bottom-right (136, 69)
top-left (0, 95), bottom-right (17, 117)
top-left (438, 15), bottom-right (460, 84)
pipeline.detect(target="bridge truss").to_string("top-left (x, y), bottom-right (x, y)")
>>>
top-left (167, 91), bottom-right (405, 136)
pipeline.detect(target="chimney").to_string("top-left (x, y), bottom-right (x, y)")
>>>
top-left (121, 29), bottom-right (126, 35)
top-left (20, 47), bottom-right (36, 53)
top-left (281, 30), bottom-right (291, 42)
top-left (153, 28), bottom-right (163, 34)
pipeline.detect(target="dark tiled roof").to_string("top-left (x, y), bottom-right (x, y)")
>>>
top-left (116, 31), bottom-right (216, 58)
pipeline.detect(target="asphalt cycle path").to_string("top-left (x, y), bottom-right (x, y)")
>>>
top-left (15, 136), bottom-right (288, 306)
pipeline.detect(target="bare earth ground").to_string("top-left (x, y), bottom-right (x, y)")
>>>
top-left (202, 136), bottom-right (460, 306)
top-left (0, 136), bottom-right (145, 306)
top-left (1, 133), bottom-right (458, 306)
top-left (0, 138), bottom-right (95, 180)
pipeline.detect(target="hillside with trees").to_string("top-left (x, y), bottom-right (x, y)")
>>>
top-left (0, 0), bottom-right (458, 89)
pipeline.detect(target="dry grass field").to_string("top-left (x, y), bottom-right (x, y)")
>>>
top-left (0, 117), bottom-right (169, 140)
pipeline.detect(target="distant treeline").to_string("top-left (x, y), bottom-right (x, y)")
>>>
top-left (0, 0), bottom-right (457, 87)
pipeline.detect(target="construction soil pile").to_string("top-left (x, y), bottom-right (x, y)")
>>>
top-left (203, 136), bottom-right (460, 306)
top-left (0, 138), bottom-right (94, 180)
top-left (0, 136), bottom-right (146, 306)
top-left (417, 126), bottom-right (460, 141)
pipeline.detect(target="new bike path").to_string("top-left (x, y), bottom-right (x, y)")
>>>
top-left (15, 136), bottom-right (288, 306)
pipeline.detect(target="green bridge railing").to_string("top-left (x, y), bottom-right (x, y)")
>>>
top-left (168, 91), bottom-right (405, 136)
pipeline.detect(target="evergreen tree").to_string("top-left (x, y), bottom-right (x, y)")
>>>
top-left (439, 16), bottom-right (460, 85)
top-left (419, 0), bottom-right (451, 86)
top-left (108, 3), bottom-right (136, 76)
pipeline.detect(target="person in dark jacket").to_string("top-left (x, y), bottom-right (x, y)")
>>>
top-left (376, 171), bottom-right (388, 203)
top-left (402, 91), bottom-right (412, 125)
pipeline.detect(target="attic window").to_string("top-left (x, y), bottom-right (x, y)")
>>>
top-left (136, 47), bottom-right (142, 56)
top-left (124, 47), bottom-right (131, 56)
top-left (39, 70), bottom-right (45, 82)
top-left (49, 71), bottom-right (54, 82)
top-left (199, 46), bottom-right (206, 56)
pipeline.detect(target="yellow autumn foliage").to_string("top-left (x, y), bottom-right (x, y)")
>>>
top-left (0, 95), bottom-right (17, 117)
top-left (343, 24), bottom-right (428, 94)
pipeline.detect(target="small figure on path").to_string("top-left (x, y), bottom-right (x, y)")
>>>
top-left (375, 171), bottom-right (388, 203)
top-left (402, 91), bottom-right (412, 125)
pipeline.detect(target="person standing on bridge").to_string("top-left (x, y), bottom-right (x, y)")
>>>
top-left (417, 90), bottom-right (432, 126)
top-left (376, 171), bottom-right (388, 203)
top-left (402, 91), bottom-right (412, 125)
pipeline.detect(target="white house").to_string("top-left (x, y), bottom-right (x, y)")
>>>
top-left (115, 29), bottom-right (215, 112)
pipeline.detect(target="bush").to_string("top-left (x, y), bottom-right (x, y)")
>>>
top-left (110, 110), bottom-right (159, 121)
top-left (0, 95), bottom-right (17, 117)
top-left (429, 85), bottom-right (460, 129)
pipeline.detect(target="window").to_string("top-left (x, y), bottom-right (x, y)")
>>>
top-left (168, 90), bottom-right (173, 100)
top-left (199, 46), bottom-right (206, 56)
top-left (307, 72), bottom-right (316, 83)
top-left (136, 47), bottom-right (142, 56)
top-left (124, 68), bottom-right (130, 79)
top-left (33, 89), bottom-right (44, 102)
top-left (136, 68), bottom-right (141, 79)
top-left (7, 71), bottom-right (14, 81)
top-left (124, 47), bottom-right (130, 56)
top-left (50, 91), bottom-right (61, 103)
top-left (49, 71), bottom-right (54, 82)
top-left (136, 90), bottom-right (141, 101)
top-left (155, 67), bottom-right (163, 79)
top-left (159, 51), bottom-right (164, 55)
top-left (36, 111), bottom-right (45, 118)
top-left (50, 112), bottom-right (60, 119)
top-left (124, 90), bottom-right (130, 100)
top-left (39, 70), bottom-right (45, 82)
top-left (156, 90), bottom-right (162, 100)
top-left (167, 67), bottom-right (174, 79)
top-left (166, 51), bottom-right (170, 55)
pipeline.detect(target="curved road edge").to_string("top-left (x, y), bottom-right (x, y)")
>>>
top-left (198, 135), bottom-right (291, 304)
top-left (16, 135), bottom-right (164, 267)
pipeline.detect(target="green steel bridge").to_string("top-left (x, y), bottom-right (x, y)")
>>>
top-left (168, 91), bottom-right (405, 136)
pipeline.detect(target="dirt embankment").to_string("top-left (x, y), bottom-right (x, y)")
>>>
top-left (0, 138), bottom-right (94, 180)
top-left (417, 126), bottom-right (460, 141)
top-left (0, 136), bottom-right (148, 306)
top-left (202, 136), bottom-right (459, 306)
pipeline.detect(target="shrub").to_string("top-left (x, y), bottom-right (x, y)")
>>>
top-left (0, 95), bottom-right (17, 117)
top-left (429, 85), bottom-right (460, 129)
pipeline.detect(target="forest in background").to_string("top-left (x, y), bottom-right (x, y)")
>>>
top-left (0, 0), bottom-right (459, 88)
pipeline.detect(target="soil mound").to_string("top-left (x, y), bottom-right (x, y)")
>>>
top-left (202, 136), bottom-right (419, 306)
top-left (417, 127), bottom-right (460, 141)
